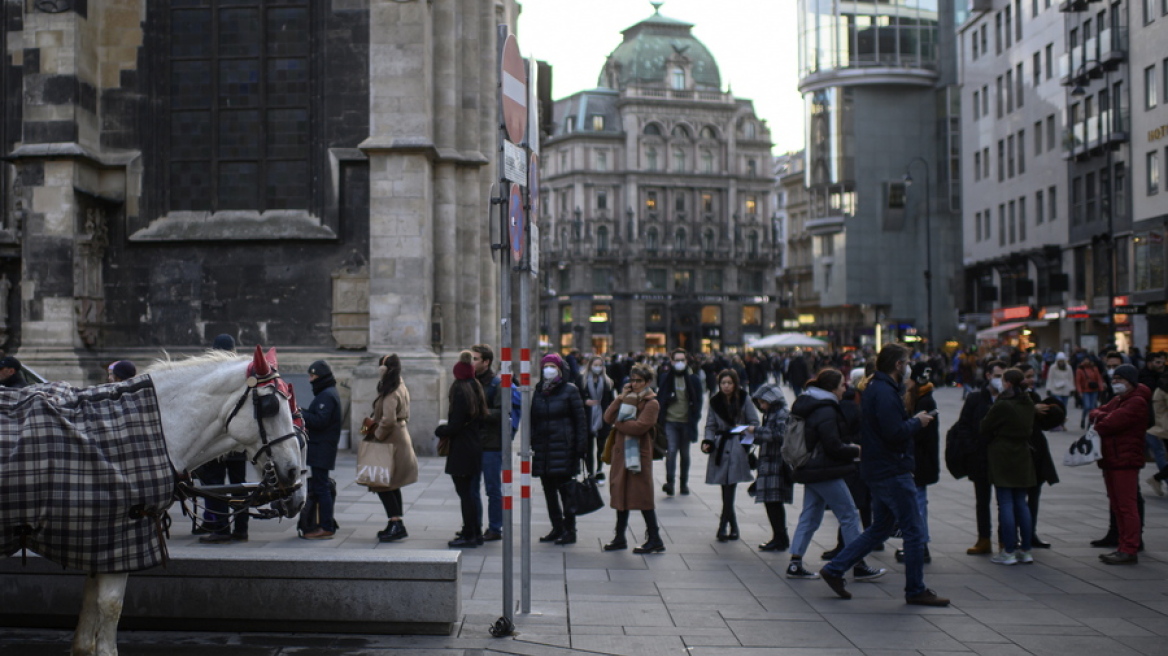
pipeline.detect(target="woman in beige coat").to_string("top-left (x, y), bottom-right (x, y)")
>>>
top-left (367, 354), bottom-right (419, 542)
top-left (601, 363), bottom-right (664, 554)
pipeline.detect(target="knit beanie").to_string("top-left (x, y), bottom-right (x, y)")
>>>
top-left (1113, 364), bottom-right (1139, 388)
top-left (453, 350), bottom-right (475, 381)
top-left (212, 334), bottom-right (236, 351)
top-left (308, 360), bottom-right (333, 378)
top-left (540, 353), bottom-right (565, 372)
top-left (110, 360), bottom-right (137, 380)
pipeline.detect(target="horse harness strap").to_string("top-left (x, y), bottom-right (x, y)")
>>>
top-left (224, 375), bottom-right (298, 466)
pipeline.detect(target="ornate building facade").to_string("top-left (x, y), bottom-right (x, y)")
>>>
top-left (1, 0), bottom-right (517, 442)
top-left (538, 8), bottom-right (777, 355)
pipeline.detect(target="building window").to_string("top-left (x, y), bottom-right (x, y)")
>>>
top-left (1045, 44), bottom-right (1053, 79)
top-left (1034, 121), bottom-right (1043, 155)
top-left (673, 269), bottom-right (694, 292)
top-left (983, 147), bottom-right (990, 178)
top-left (704, 269), bottom-right (723, 292)
top-left (973, 90), bottom-right (980, 120)
top-left (1146, 65), bottom-right (1158, 109)
top-left (1049, 185), bottom-right (1057, 221)
top-left (985, 208), bottom-right (992, 241)
top-left (1007, 136), bottom-right (1015, 178)
top-left (747, 231), bottom-right (759, 256)
top-left (1005, 5), bottom-right (1013, 47)
top-left (999, 204), bottom-right (1006, 246)
top-left (672, 68), bottom-right (686, 90)
top-left (703, 228), bottom-right (716, 254)
top-left (646, 227), bottom-right (659, 252)
top-left (596, 225), bottom-right (609, 254)
top-left (1016, 63), bottom-right (1024, 107)
top-left (647, 267), bottom-right (667, 291)
top-left (1046, 115), bottom-right (1055, 152)
top-left (1149, 151), bottom-right (1161, 195)
top-left (972, 30), bottom-right (979, 59)
top-left (644, 123), bottom-right (662, 136)
top-left (701, 149), bottom-right (714, 173)
top-left (702, 192), bottom-right (714, 214)
top-left (998, 140), bottom-right (1005, 182)
top-left (1017, 130), bottom-right (1025, 174)
top-left (675, 194), bottom-right (686, 212)
top-left (596, 150), bottom-right (608, 171)
top-left (646, 191), bottom-right (658, 211)
top-left (745, 195), bottom-right (758, 216)
top-left (974, 151), bottom-right (982, 181)
top-left (560, 304), bottom-right (572, 325)
top-left (591, 114), bottom-right (605, 131)
top-left (996, 76), bottom-right (1004, 118)
top-left (676, 228), bottom-right (687, 252)
top-left (1033, 52), bottom-right (1041, 87)
top-left (1116, 162), bottom-right (1127, 217)
top-left (742, 304), bottom-right (762, 326)
top-left (747, 159), bottom-right (757, 177)
top-left (673, 148), bottom-right (686, 172)
top-left (1036, 189), bottom-right (1045, 225)
top-left (1018, 196), bottom-right (1027, 241)
top-left (1134, 231), bottom-right (1167, 291)
top-left (995, 12), bottom-right (1003, 54)
top-left (1145, 0), bottom-right (1156, 23)
top-left (1086, 172), bottom-right (1097, 221)
top-left (592, 268), bottom-right (613, 293)
top-left (1072, 176), bottom-right (1083, 224)
top-left (646, 147), bottom-right (658, 171)
top-left (982, 85), bottom-right (990, 116)
top-left (1008, 200), bottom-right (1016, 244)
top-left (975, 210), bottom-right (982, 241)
top-left (159, 0), bottom-right (313, 214)
top-left (597, 190), bottom-right (607, 210)
top-left (1006, 69), bottom-right (1014, 113)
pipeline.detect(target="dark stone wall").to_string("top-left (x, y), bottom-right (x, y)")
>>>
top-left (96, 5), bottom-right (371, 349)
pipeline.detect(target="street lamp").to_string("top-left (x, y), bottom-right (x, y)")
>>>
top-left (903, 157), bottom-right (933, 349)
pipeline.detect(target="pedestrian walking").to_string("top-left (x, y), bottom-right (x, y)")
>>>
top-left (657, 348), bottom-right (702, 497)
top-left (300, 360), bottom-right (343, 540)
top-left (702, 369), bottom-right (758, 542)
top-left (531, 353), bottom-right (588, 546)
top-left (368, 354), bottom-right (419, 543)
top-left (579, 355), bottom-right (615, 484)
top-left (601, 363), bottom-right (664, 554)
top-left (750, 384), bottom-right (793, 551)
top-left (895, 362), bottom-right (940, 564)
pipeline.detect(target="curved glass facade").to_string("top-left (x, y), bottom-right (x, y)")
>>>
top-left (799, 0), bottom-right (940, 79)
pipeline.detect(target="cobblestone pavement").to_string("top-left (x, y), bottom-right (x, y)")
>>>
top-left (4, 385), bottom-right (1168, 655)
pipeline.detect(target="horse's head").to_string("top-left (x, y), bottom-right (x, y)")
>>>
top-left (225, 346), bottom-right (306, 518)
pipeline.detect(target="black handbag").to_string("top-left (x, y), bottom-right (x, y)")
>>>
top-left (567, 460), bottom-right (605, 515)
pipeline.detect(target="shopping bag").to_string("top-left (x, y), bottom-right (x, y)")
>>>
top-left (1063, 424), bottom-right (1102, 467)
top-left (356, 438), bottom-right (395, 486)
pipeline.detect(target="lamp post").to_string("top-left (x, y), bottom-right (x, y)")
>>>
top-left (904, 157), bottom-right (933, 349)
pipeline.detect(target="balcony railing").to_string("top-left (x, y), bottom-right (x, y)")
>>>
top-left (1063, 108), bottom-right (1129, 159)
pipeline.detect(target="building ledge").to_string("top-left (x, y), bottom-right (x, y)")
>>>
top-left (129, 210), bottom-right (337, 242)
top-left (805, 215), bottom-right (846, 236)
top-left (8, 143), bottom-right (139, 169)
top-left (798, 66), bottom-right (938, 94)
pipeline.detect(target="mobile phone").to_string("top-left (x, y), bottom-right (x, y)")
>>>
top-left (927, 410), bottom-right (939, 418)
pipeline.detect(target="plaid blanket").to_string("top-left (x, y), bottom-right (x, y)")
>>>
top-left (0, 378), bottom-right (173, 573)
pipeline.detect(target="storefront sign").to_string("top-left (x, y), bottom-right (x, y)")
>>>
top-left (992, 306), bottom-right (1032, 322)
top-left (1066, 305), bottom-right (1091, 319)
top-left (1114, 305), bottom-right (1146, 315)
top-left (797, 314), bottom-right (816, 325)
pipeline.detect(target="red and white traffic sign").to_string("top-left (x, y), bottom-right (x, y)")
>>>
top-left (501, 35), bottom-right (528, 144)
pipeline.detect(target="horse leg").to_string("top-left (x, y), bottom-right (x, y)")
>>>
top-left (72, 573), bottom-right (128, 656)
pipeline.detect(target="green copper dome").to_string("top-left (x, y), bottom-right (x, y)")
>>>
top-left (598, 8), bottom-right (722, 91)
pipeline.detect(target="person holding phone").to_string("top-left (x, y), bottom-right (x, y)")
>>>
top-left (702, 369), bottom-right (759, 542)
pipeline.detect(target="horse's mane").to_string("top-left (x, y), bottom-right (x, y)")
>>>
top-left (144, 350), bottom-right (247, 373)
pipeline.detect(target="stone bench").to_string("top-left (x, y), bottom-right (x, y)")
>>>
top-left (0, 548), bottom-right (461, 635)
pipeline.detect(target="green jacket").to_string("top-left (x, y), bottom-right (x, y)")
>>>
top-left (980, 391), bottom-right (1037, 489)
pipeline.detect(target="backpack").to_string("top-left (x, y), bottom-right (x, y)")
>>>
top-left (780, 413), bottom-right (813, 469)
top-left (650, 424), bottom-right (668, 461)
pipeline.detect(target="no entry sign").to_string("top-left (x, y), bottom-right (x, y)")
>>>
top-left (501, 35), bottom-right (527, 144)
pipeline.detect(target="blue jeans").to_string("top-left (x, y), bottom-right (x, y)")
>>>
top-left (916, 485), bottom-right (930, 544)
top-left (664, 422), bottom-right (692, 485)
top-left (790, 478), bottom-right (862, 558)
top-left (824, 473), bottom-right (926, 598)
top-left (480, 450), bottom-right (503, 533)
top-left (1146, 433), bottom-right (1168, 472)
top-left (996, 486), bottom-right (1032, 552)
top-left (1080, 391), bottom-right (1098, 426)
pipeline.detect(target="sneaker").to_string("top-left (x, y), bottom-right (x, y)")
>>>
top-left (1147, 476), bottom-right (1165, 498)
top-left (1016, 550), bottom-right (1034, 564)
top-left (905, 588), bottom-right (950, 606)
top-left (786, 560), bottom-right (820, 579)
top-left (990, 550), bottom-right (1017, 565)
top-left (820, 569), bottom-right (851, 599)
top-left (853, 563), bottom-right (887, 581)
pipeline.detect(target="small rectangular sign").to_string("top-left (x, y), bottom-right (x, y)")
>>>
top-left (529, 222), bottom-right (539, 276)
top-left (503, 140), bottom-right (527, 184)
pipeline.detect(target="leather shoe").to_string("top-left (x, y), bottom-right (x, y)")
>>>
top-left (759, 538), bottom-right (789, 552)
top-left (483, 529), bottom-right (503, 542)
top-left (1100, 550), bottom-right (1138, 565)
top-left (967, 538), bottom-right (992, 555)
top-left (539, 528), bottom-right (564, 543)
top-left (300, 529), bottom-right (334, 540)
top-left (822, 546), bottom-right (842, 560)
top-left (1090, 535), bottom-right (1119, 548)
top-left (554, 530), bottom-right (577, 545)
top-left (198, 532), bottom-right (234, 544)
top-left (680, 483), bottom-right (690, 495)
top-left (905, 589), bottom-right (950, 606)
top-left (1031, 536), bottom-right (1052, 549)
top-left (662, 482), bottom-right (675, 496)
top-left (604, 538), bottom-right (628, 551)
top-left (448, 536), bottom-right (479, 548)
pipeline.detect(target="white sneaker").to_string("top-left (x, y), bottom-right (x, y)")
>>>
top-left (1147, 476), bottom-right (1165, 497)
top-left (990, 551), bottom-right (1017, 566)
top-left (1016, 550), bottom-right (1034, 564)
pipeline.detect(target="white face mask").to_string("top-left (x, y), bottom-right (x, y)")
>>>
top-left (1112, 382), bottom-right (1128, 395)
top-left (673, 361), bottom-right (687, 372)
top-left (1106, 368), bottom-right (1117, 377)
top-left (591, 365), bottom-right (604, 375)
top-left (542, 366), bottom-right (560, 380)
top-left (990, 377), bottom-right (1004, 393)
top-left (903, 364), bottom-right (912, 380)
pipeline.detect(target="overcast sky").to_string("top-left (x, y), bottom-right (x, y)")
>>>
top-left (517, 0), bottom-right (805, 155)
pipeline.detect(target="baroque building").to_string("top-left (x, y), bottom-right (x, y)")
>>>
top-left (1, 0), bottom-right (517, 443)
top-left (538, 7), bottom-right (778, 355)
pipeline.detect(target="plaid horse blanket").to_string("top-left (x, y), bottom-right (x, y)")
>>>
top-left (0, 378), bottom-right (173, 573)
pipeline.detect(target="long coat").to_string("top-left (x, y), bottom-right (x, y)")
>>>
top-left (437, 389), bottom-right (483, 478)
top-left (602, 391), bottom-right (659, 510)
top-left (981, 392), bottom-right (1037, 489)
top-left (702, 391), bottom-right (758, 485)
top-left (1027, 390), bottom-right (1063, 487)
top-left (530, 378), bottom-right (587, 478)
top-left (751, 390), bottom-right (794, 504)
top-left (368, 384), bottom-right (419, 492)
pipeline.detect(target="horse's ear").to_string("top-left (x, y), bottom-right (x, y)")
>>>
top-left (265, 347), bottom-right (279, 370)
top-left (252, 345), bottom-right (271, 378)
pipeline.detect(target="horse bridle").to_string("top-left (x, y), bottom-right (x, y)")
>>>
top-left (224, 373), bottom-right (301, 466)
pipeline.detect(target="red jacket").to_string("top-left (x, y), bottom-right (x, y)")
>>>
top-left (1089, 384), bottom-right (1152, 470)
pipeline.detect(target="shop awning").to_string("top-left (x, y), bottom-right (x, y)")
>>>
top-left (976, 321), bottom-right (1030, 340)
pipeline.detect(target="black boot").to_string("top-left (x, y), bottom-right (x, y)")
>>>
top-left (376, 521), bottom-right (394, 540)
top-left (726, 516), bottom-right (739, 541)
top-left (634, 511), bottom-right (665, 553)
top-left (760, 530), bottom-right (790, 552)
top-left (555, 529), bottom-right (577, 545)
top-left (716, 517), bottom-right (730, 542)
top-left (540, 527), bottom-right (564, 543)
top-left (605, 511), bottom-right (629, 550)
top-left (379, 520), bottom-right (408, 543)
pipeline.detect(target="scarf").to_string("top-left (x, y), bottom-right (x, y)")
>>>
top-left (586, 374), bottom-right (606, 433)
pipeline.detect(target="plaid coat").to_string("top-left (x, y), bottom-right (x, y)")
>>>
top-left (0, 379), bottom-right (173, 573)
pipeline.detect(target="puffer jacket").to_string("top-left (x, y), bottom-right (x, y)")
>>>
top-left (530, 377), bottom-right (587, 477)
top-left (789, 387), bottom-right (860, 484)
top-left (1089, 384), bottom-right (1153, 470)
top-left (980, 391), bottom-right (1036, 489)
top-left (908, 386), bottom-right (941, 487)
top-left (1045, 362), bottom-right (1075, 396)
top-left (750, 384), bottom-right (794, 504)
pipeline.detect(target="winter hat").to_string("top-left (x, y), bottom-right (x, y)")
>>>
top-left (1055, 352), bottom-right (1067, 361)
top-left (540, 353), bottom-right (565, 372)
top-left (453, 350), bottom-right (475, 381)
top-left (308, 360), bottom-right (333, 378)
top-left (0, 356), bottom-right (21, 370)
top-left (1113, 364), bottom-right (1139, 388)
top-left (910, 362), bottom-right (932, 385)
top-left (212, 334), bottom-right (236, 352)
top-left (751, 383), bottom-right (786, 408)
top-left (109, 360), bottom-right (136, 380)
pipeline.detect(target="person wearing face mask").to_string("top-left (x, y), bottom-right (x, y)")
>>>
top-left (1013, 364), bottom-right (1063, 549)
top-left (1088, 364), bottom-right (1153, 564)
top-left (530, 353), bottom-right (588, 545)
top-left (601, 363), bottom-right (664, 553)
top-left (946, 360), bottom-right (1007, 555)
top-left (1098, 352), bottom-right (1125, 404)
top-left (702, 369), bottom-right (760, 541)
top-left (1075, 359), bottom-right (1105, 429)
top-left (579, 356), bottom-right (615, 484)
top-left (656, 348), bottom-right (703, 496)
top-left (979, 368), bottom-right (1037, 565)
top-left (1045, 353), bottom-right (1075, 430)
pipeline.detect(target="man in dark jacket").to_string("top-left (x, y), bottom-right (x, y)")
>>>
top-left (301, 360), bottom-right (342, 540)
top-left (786, 351), bottom-right (810, 393)
top-left (819, 343), bottom-right (947, 606)
top-left (0, 356), bottom-right (28, 388)
top-left (657, 348), bottom-right (703, 496)
top-left (471, 344), bottom-right (504, 541)
top-left (946, 359), bottom-right (1006, 555)
top-left (1017, 364), bottom-right (1063, 549)
top-left (196, 335), bottom-right (251, 543)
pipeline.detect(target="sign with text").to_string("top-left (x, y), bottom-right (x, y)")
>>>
top-left (503, 140), bottom-right (527, 184)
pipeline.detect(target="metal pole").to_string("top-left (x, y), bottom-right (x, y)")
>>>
top-left (519, 262), bottom-right (533, 615)
top-left (495, 23), bottom-right (514, 634)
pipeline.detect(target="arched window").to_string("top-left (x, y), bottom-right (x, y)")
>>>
top-left (676, 228), bottom-right (687, 252)
top-left (671, 68), bottom-right (685, 90)
top-left (701, 149), bottom-right (714, 173)
top-left (673, 148), bottom-right (686, 172)
top-left (643, 123), bottom-right (662, 136)
top-left (747, 159), bottom-right (757, 177)
top-left (646, 147), bottom-right (658, 171)
top-left (646, 228), bottom-right (659, 252)
top-left (748, 231), bottom-right (759, 256)
top-left (671, 124), bottom-right (690, 140)
top-left (597, 225), bottom-right (609, 254)
top-left (560, 228), bottom-right (568, 248)
top-left (700, 126), bottom-right (717, 140)
top-left (703, 228), bottom-right (716, 254)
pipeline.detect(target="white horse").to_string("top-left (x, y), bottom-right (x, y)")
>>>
top-left (38, 347), bottom-right (304, 656)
